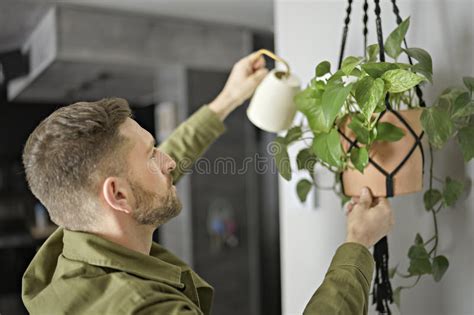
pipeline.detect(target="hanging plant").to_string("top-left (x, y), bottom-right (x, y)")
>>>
top-left (271, 17), bottom-right (473, 310)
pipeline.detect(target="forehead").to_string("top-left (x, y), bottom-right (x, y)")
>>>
top-left (120, 118), bottom-right (154, 152)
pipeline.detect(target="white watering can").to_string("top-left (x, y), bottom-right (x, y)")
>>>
top-left (247, 49), bottom-right (301, 133)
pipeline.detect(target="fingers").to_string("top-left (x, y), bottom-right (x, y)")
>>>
top-left (344, 200), bottom-right (355, 215)
top-left (252, 56), bottom-right (266, 70)
top-left (377, 197), bottom-right (390, 207)
top-left (358, 187), bottom-right (373, 209)
top-left (246, 51), bottom-right (264, 63)
top-left (250, 67), bottom-right (269, 84)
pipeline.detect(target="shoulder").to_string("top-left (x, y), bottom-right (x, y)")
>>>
top-left (48, 261), bottom-right (198, 314)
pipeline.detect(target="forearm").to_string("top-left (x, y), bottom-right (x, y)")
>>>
top-left (303, 243), bottom-right (374, 315)
top-left (207, 91), bottom-right (239, 121)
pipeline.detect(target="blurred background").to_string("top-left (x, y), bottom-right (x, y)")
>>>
top-left (0, 1), bottom-right (473, 315)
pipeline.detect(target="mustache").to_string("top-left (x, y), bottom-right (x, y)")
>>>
top-left (167, 175), bottom-right (174, 188)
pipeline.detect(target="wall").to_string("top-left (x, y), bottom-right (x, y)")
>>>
top-left (275, 0), bottom-right (473, 314)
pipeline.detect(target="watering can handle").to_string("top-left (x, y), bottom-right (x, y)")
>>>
top-left (255, 49), bottom-right (291, 77)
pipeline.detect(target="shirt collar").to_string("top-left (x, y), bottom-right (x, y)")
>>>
top-left (62, 228), bottom-right (184, 289)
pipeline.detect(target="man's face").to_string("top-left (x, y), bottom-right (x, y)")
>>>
top-left (119, 118), bottom-right (182, 227)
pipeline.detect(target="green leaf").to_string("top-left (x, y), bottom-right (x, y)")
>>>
top-left (367, 44), bottom-right (379, 62)
top-left (415, 233), bottom-right (424, 245)
top-left (421, 106), bottom-right (454, 149)
top-left (382, 69), bottom-right (425, 93)
top-left (355, 77), bottom-right (385, 120)
top-left (320, 82), bottom-right (353, 132)
top-left (395, 62), bottom-right (412, 70)
top-left (408, 258), bottom-right (432, 276)
top-left (452, 92), bottom-right (474, 119)
top-left (341, 56), bottom-right (363, 75)
top-left (389, 265), bottom-right (398, 279)
top-left (315, 60), bottom-right (331, 77)
top-left (385, 17), bottom-right (410, 59)
top-left (432, 255), bottom-right (449, 282)
top-left (296, 179), bottom-right (313, 202)
top-left (457, 124), bottom-right (474, 162)
top-left (350, 147), bottom-right (369, 173)
top-left (408, 244), bottom-right (430, 260)
top-left (439, 87), bottom-right (466, 108)
top-left (272, 137), bottom-right (292, 181)
top-left (404, 47), bottom-right (433, 83)
top-left (310, 78), bottom-right (326, 91)
top-left (408, 244), bottom-right (432, 276)
top-left (361, 62), bottom-right (398, 79)
top-left (327, 69), bottom-right (346, 87)
top-left (296, 148), bottom-right (317, 174)
top-left (463, 76), bottom-right (474, 92)
top-left (285, 126), bottom-right (303, 144)
top-left (341, 194), bottom-right (351, 207)
top-left (348, 117), bottom-right (370, 145)
top-left (295, 87), bottom-right (326, 134)
top-left (423, 189), bottom-right (442, 210)
top-left (312, 129), bottom-right (344, 169)
top-left (350, 68), bottom-right (362, 77)
top-left (443, 177), bottom-right (464, 207)
top-left (393, 287), bottom-right (402, 309)
top-left (375, 122), bottom-right (405, 142)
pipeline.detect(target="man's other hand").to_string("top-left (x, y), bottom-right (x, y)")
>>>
top-left (345, 187), bottom-right (395, 248)
top-left (208, 51), bottom-right (269, 120)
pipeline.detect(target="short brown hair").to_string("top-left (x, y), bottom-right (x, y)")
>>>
top-left (23, 98), bottom-right (132, 231)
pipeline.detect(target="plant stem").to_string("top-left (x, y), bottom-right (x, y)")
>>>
top-left (396, 271), bottom-right (413, 278)
top-left (433, 175), bottom-right (444, 184)
top-left (423, 235), bottom-right (436, 246)
top-left (428, 144), bottom-right (439, 257)
top-left (429, 145), bottom-right (434, 191)
top-left (429, 209), bottom-right (439, 257)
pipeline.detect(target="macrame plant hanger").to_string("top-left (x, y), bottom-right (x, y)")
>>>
top-left (336, 0), bottom-right (427, 314)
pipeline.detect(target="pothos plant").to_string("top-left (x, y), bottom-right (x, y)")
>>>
top-left (271, 17), bottom-right (474, 309)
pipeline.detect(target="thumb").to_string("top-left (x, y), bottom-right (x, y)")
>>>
top-left (358, 187), bottom-right (373, 209)
top-left (247, 51), bottom-right (263, 64)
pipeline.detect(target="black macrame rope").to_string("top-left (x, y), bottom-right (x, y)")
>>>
top-left (335, 0), bottom-right (429, 314)
top-left (338, 0), bottom-right (353, 69)
top-left (363, 0), bottom-right (369, 56)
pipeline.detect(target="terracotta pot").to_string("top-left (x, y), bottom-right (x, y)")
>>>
top-left (340, 109), bottom-right (424, 197)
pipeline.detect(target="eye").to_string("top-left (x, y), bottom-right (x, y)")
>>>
top-left (150, 147), bottom-right (157, 160)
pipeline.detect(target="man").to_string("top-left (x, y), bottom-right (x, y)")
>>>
top-left (21, 52), bottom-right (394, 314)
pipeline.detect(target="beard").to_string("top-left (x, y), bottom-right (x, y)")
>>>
top-left (128, 178), bottom-right (182, 227)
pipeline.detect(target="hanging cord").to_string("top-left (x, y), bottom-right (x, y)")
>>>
top-left (373, 2), bottom-right (394, 314)
top-left (338, 0), bottom-right (353, 69)
top-left (363, 0), bottom-right (369, 56)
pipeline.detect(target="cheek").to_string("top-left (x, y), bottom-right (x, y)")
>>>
top-left (147, 158), bottom-right (161, 175)
top-left (145, 159), bottom-right (168, 186)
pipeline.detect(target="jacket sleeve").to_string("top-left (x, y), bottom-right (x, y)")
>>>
top-left (303, 243), bottom-right (374, 315)
top-left (158, 105), bottom-right (226, 182)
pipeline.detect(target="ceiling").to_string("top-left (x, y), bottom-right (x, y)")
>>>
top-left (0, 0), bottom-right (273, 50)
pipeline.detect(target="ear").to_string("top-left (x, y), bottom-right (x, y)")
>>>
top-left (102, 177), bottom-right (133, 214)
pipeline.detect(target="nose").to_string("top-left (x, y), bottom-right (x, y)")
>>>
top-left (164, 153), bottom-right (176, 174)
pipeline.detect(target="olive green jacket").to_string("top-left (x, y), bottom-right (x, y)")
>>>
top-left (22, 106), bottom-right (374, 315)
